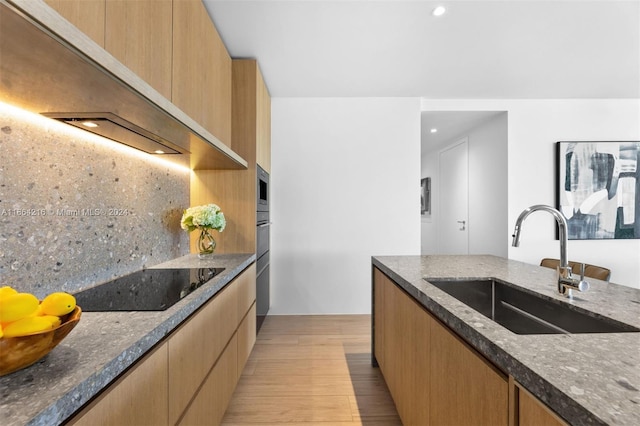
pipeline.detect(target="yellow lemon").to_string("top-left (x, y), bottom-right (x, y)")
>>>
top-left (39, 315), bottom-right (62, 328)
top-left (0, 293), bottom-right (39, 323)
top-left (40, 292), bottom-right (76, 316)
top-left (0, 286), bottom-right (18, 300)
top-left (2, 316), bottom-right (54, 337)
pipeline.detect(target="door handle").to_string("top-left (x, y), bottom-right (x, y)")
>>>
top-left (457, 220), bottom-right (466, 231)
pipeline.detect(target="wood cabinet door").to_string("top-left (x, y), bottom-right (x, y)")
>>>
top-left (44, 0), bottom-right (105, 47)
top-left (384, 272), bottom-right (431, 426)
top-left (179, 334), bottom-right (239, 426)
top-left (237, 263), bottom-right (257, 318)
top-left (173, 0), bottom-right (232, 146)
top-left (104, 0), bottom-right (172, 100)
top-left (167, 280), bottom-right (238, 424)
top-left (69, 342), bottom-right (168, 426)
top-left (518, 384), bottom-right (568, 426)
top-left (374, 268), bottom-right (430, 425)
top-left (237, 303), bottom-right (256, 378)
top-left (256, 64), bottom-right (271, 173)
top-left (429, 318), bottom-right (509, 426)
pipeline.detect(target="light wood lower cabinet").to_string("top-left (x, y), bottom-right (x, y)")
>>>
top-left (237, 303), bottom-right (257, 378)
top-left (69, 342), bottom-right (168, 426)
top-left (167, 270), bottom-right (239, 424)
top-left (429, 316), bottom-right (508, 425)
top-left (373, 267), bottom-right (508, 426)
top-left (179, 334), bottom-right (239, 426)
top-left (69, 263), bottom-right (256, 426)
top-left (516, 382), bottom-right (568, 426)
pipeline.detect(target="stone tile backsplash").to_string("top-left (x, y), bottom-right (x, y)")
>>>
top-left (0, 107), bottom-right (190, 297)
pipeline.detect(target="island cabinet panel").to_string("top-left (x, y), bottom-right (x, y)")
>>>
top-left (517, 383), bottom-right (568, 426)
top-left (167, 278), bottom-right (239, 424)
top-left (104, 0), bottom-right (172, 100)
top-left (373, 266), bottom-right (508, 426)
top-left (172, 0), bottom-right (232, 147)
top-left (69, 342), bottom-right (168, 426)
top-left (429, 317), bottom-right (509, 425)
top-left (373, 268), bottom-right (386, 370)
top-left (374, 268), bottom-right (430, 425)
top-left (44, 0), bottom-right (105, 47)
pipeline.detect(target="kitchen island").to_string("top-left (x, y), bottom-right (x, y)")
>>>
top-left (0, 253), bottom-right (255, 426)
top-left (372, 255), bottom-right (640, 425)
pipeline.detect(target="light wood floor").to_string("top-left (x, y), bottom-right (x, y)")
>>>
top-left (221, 315), bottom-right (402, 425)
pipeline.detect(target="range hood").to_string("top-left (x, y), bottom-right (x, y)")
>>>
top-left (42, 113), bottom-right (184, 155)
top-left (0, 0), bottom-right (247, 170)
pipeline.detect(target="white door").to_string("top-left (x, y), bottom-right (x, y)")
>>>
top-left (438, 139), bottom-right (469, 254)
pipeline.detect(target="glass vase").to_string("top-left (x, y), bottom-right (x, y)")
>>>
top-left (197, 228), bottom-right (216, 258)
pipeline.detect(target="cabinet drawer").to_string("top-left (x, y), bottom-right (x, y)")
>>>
top-left (178, 334), bottom-right (238, 426)
top-left (237, 302), bottom-right (256, 378)
top-left (167, 280), bottom-right (238, 424)
top-left (237, 263), bottom-right (257, 318)
top-left (69, 342), bottom-right (168, 426)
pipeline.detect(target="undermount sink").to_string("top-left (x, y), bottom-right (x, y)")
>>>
top-left (424, 278), bottom-right (640, 335)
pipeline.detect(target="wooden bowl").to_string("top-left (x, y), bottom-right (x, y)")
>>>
top-left (0, 306), bottom-right (82, 376)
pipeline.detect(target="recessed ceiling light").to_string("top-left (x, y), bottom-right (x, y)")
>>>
top-left (81, 121), bottom-right (98, 128)
top-left (430, 128), bottom-right (438, 133)
top-left (432, 6), bottom-right (446, 17)
top-left (154, 150), bottom-right (165, 154)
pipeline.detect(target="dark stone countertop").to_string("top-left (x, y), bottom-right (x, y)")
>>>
top-left (372, 255), bottom-right (640, 426)
top-left (0, 253), bottom-right (255, 426)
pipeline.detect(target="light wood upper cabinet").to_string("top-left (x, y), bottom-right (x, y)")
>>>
top-left (104, 0), bottom-right (172, 100)
top-left (69, 342), bottom-right (168, 426)
top-left (256, 65), bottom-right (271, 173)
top-left (173, 0), bottom-right (232, 147)
top-left (44, 0), bottom-right (105, 46)
top-left (232, 59), bottom-right (271, 170)
top-left (189, 60), bottom-right (272, 254)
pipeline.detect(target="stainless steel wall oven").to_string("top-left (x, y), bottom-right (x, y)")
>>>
top-left (256, 165), bottom-right (270, 332)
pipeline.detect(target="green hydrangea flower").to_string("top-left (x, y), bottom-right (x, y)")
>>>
top-left (180, 204), bottom-right (226, 232)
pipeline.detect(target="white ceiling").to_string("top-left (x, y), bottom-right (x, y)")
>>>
top-left (204, 0), bottom-right (640, 99)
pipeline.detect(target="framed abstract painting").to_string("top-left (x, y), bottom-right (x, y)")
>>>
top-left (556, 141), bottom-right (640, 240)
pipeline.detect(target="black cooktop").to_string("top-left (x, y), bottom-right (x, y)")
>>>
top-left (73, 268), bottom-right (225, 312)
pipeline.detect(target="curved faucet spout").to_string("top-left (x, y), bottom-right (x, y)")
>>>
top-left (511, 204), bottom-right (568, 268)
top-left (511, 204), bottom-right (588, 297)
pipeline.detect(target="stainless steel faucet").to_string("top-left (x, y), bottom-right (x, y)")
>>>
top-left (512, 204), bottom-right (589, 298)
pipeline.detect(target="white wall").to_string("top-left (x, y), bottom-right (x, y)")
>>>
top-left (271, 98), bottom-right (421, 314)
top-left (421, 113), bottom-right (508, 257)
top-left (423, 99), bottom-right (640, 288)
